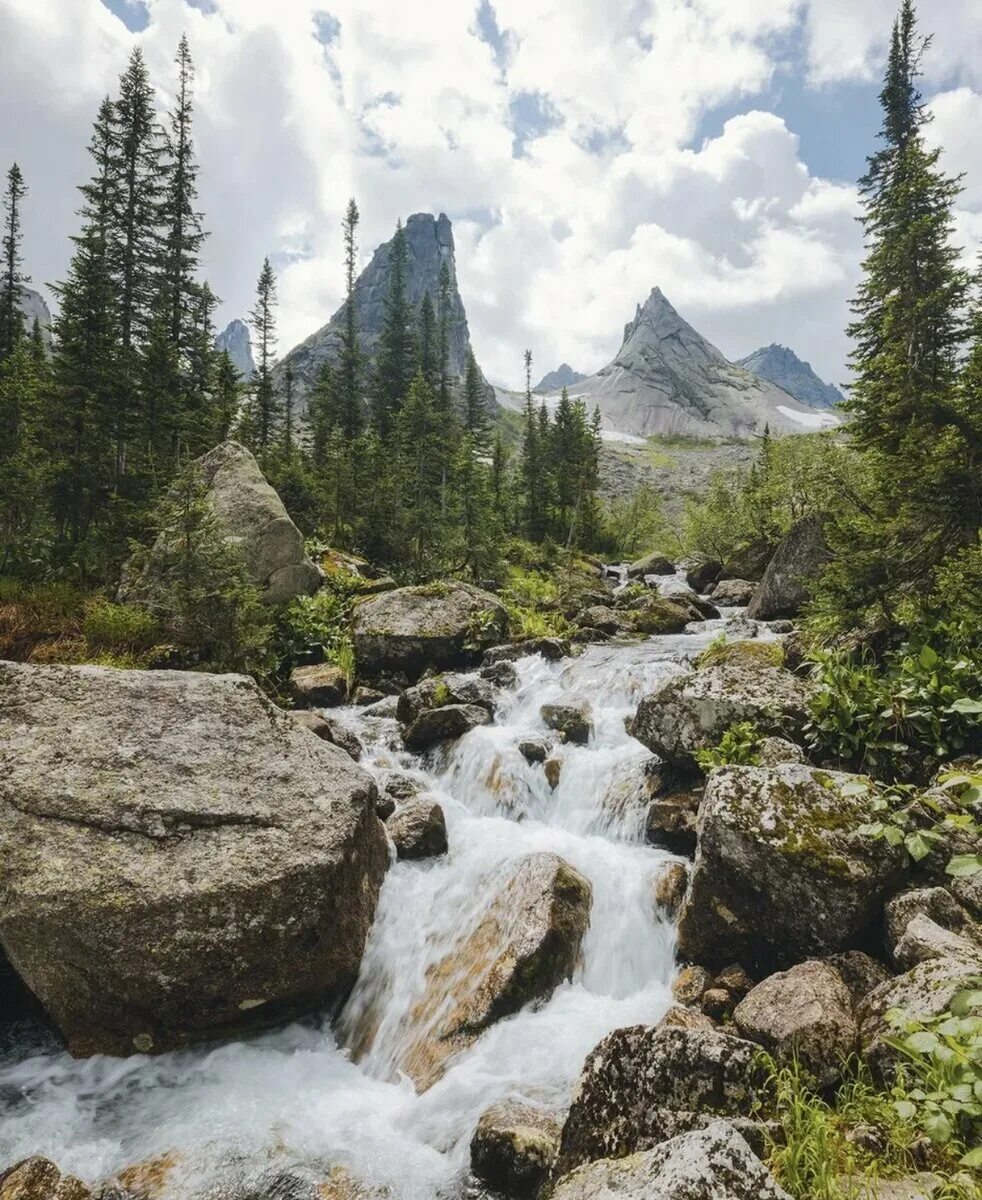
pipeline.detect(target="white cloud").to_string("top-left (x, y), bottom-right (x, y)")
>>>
top-left (0, 0), bottom-right (978, 395)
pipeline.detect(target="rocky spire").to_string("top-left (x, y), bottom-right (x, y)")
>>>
top-left (214, 318), bottom-right (255, 379)
top-left (737, 343), bottom-right (843, 409)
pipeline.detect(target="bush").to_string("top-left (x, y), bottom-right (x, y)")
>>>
top-left (694, 720), bottom-right (763, 770)
top-left (499, 565), bottom-right (570, 640)
top-left (275, 587), bottom-right (356, 682)
top-left (82, 599), bottom-right (159, 650)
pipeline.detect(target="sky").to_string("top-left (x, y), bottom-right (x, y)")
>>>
top-left (2, 1), bottom-right (982, 391)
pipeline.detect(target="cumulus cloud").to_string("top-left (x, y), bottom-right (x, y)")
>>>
top-left (0, 0), bottom-right (979, 392)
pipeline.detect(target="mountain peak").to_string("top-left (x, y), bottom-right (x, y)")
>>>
top-left (737, 344), bottom-right (842, 409)
top-left (534, 363), bottom-right (587, 393)
top-left (215, 319), bottom-right (254, 379)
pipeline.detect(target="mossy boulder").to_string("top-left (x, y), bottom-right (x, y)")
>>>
top-left (470, 1102), bottom-right (561, 1199)
top-left (396, 672), bottom-right (497, 726)
top-left (747, 515), bottom-right (830, 621)
top-left (626, 552), bottom-right (676, 578)
top-left (626, 595), bottom-right (694, 635)
top-left (695, 639), bottom-right (784, 671)
top-left (676, 765), bottom-right (908, 972)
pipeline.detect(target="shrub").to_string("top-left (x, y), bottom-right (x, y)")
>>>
top-left (276, 588), bottom-right (355, 681)
top-left (694, 721), bottom-right (763, 770)
top-left (82, 599), bottom-right (159, 650)
top-left (500, 565), bottom-right (570, 639)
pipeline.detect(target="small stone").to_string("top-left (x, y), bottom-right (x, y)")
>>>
top-left (756, 736), bottom-right (807, 767)
top-left (700, 987), bottom-right (732, 1020)
top-left (480, 661), bottom-right (518, 688)
top-left (518, 738), bottom-right (552, 765)
top-left (351, 686), bottom-right (385, 706)
top-left (386, 799), bottom-right (449, 861)
top-left (540, 701), bottom-right (593, 745)
top-left (714, 964), bottom-right (754, 1000)
top-left (544, 758), bottom-right (562, 790)
top-left (672, 965), bottom-right (713, 1006)
top-left (483, 638), bottom-right (569, 665)
top-left (470, 1102), bottom-right (561, 1199)
top-left (657, 1004), bottom-right (716, 1032)
top-left (289, 662), bottom-right (349, 707)
top-left (645, 792), bottom-right (699, 854)
top-left (653, 862), bottom-right (690, 916)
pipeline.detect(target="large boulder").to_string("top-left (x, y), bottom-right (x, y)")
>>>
top-left (709, 579), bottom-right (757, 606)
top-left (120, 440), bottom-right (321, 606)
top-left (676, 765), bottom-right (907, 971)
top-left (733, 961), bottom-right (858, 1086)
top-left (0, 660), bottom-right (388, 1056)
top-left (352, 582), bottom-right (507, 681)
top-left (684, 559), bottom-right (722, 594)
top-left (397, 852), bottom-right (591, 1089)
top-left (554, 1026), bottom-right (764, 1179)
top-left (396, 672), bottom-right (497, 725)
top-left (551, 1121), bottom-right (789, 1200)
top-left (631, 665), bottom-right (813, 770)
top-left (626, 595), bottom-right (697, 635)
top-left (470, 1102), bottom-right (561, 1199)
top-left (747, 515), bottom-right (830, 620)
top-left (289, 663), bottom-right (349, 707)
top-left (627, 552), bottom-right (676, 578)
top-left (402, 703), bottom-right (491, 751)
top-left (550, 1121), bottom-right (792, 1200)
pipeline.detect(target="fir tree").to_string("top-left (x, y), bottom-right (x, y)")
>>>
top-left (418, 291), bottom-right (436, 383)
top-left (520, 349), bottom-right (544, 539)
top-left (463, 348), bottom-right (490, 452)
top-left (436, 260), bottom-right (452, 413)
top-left (0, 340), bottom-right (48, 572)
top-left (0, 163), bottom-right (29, 362)
top-left (337, 198), bottom-right (362, 438)
top-left (248, 256), bottom-right (280, 451)
top-left (372, 220), bottom-right (413, 437)
top-left (213, 349), bottom-right (240, 442)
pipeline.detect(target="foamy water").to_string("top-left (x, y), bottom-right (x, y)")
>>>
top-left (0, 600), bottom-right (764, 1197)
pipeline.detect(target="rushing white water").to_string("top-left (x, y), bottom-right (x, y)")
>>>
top-left (0, 605), bottom-right (765, 1198)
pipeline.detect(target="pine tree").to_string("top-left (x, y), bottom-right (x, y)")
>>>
top-left (213, 349), bottom-right (240, 442)
top-left (337, 198), bottom-right (362, 438)
top-left (436, 260), bottom-right (453, 413)
top-left (0, 163), bottom-right (29, 362)
top-left (372, 220), bottom-right (413, 438)
top-left (463, 348), bottom-right (490, 452)
top-left (395, 371), bottom-right (445, 578)
top-left (248, 256), bottom-right (280, 451)
top-left (520, 349), bottom-right (544, 539)
top-left (418, 291), bottom-right (436, 383)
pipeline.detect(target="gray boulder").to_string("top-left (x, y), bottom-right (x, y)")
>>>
top-left (0, 661), bottom-right (388, 1057)
top-left (289, 710), bottom-right (363, 760)
top-left (747, 515), bottom-right (830, 620)
top-left (884, 888), bottom-right (974, 959)
top-left (824, 951), bottom-right (893, 1010)
top-left (627, 552), bottom-right (676, 578)
top-left (402, 703), bottom-right (491, 751)
top-left (892, 915), bottom-right (982, 972)
top-left (483, 637), bottom-right (569, 664)
top-left (470, 1102), bottom-right (561, 1199)
top-left (684, 559), bottom-right (723, 594)
top-left (554, 1026), bottom-right (764, 1179)
top-left (121, 441), bottom-right (321, 606)
top-left (709, 578), bottom-right (756, 606)
top-left (632, 665), bottom-right (812, 770)
top-left (676, 765), bottom-right (907, 971)
top-left (397, 672), bottom-right (497, 725)
top-left (289, 662), bottom-right (350, 707)
top-left (541, 700), bottom-right (593, 745)
top-left (353, 582), bottom-right (507, 681)
top-left (576, 604), bottom-right (633, 635)
top-left (386, 798), bottom-right (449, 860)
top-left (550, 1121), bottom-right (792, 1200)
top-left (733, 961), bottom-right (857, 1086)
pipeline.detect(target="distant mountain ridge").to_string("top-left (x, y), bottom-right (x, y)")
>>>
top-left (563, 287), bottom-right (839, 439)
top-left (737, 343), bottom-right (842, 409)
top-left (215, 318), bottom-right (254, 380)
top-left (534, 363), bottom-right (586, 393)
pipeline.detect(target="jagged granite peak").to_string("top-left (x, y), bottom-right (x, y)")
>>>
top-left (566, 287), bottom-right (839, 439)
top-left (215, 318), bottom-right (255, 379)
top-left (534, 363), bottom-right (587, 394)
top-left (18, 286), bottom-right (52, 348)
top-left (737, 344), bottom-right (843, 409)
top-left (277, 212), bottom-right (488, 410)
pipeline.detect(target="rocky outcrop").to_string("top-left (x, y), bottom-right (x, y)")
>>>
top-left (534, 363), bottom-right (586, 394)
top-left (737, 344), bottom-right (843, 410)
top-left (554, 1026), bottom-right (765, 1179)
top-left (398, 853), bottom-right (591, 1089)
top-left (567, 287), bottom-right (838, 440)
top-left (352, 582), bottom-right (507, 681)
top-left (16, 287), bottom-right (53, 349)
top-left (676, 765), bottom-right (907, 971)
top-left (631, 665), bottom-right (812, 770)
top-left (747, 515), bottom-right (830, 620)
top-left (386, 797), bottom-right (448, 860)
top-left (0, 660), bottom-right (388, 1056)
top-left (214, 317), bottom-right (255, 379)
top-left (733, 961), bottom-right (858, 1085)
top-left (550, 1121), bottom-right (792, 1200)
top-left (120, 441), bottom-right (321, 606)
top-left (470, 1102), bottom-right (561, 1198)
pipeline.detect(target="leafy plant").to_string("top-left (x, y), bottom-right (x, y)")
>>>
top-left (276, 587), bottom-right (355, 681)
top-left (500, 565), bottom-right (570, 640)
top-left (82, 599), bottom-right (159, 651)
top-left (695, 721), bottom-right (763, 771)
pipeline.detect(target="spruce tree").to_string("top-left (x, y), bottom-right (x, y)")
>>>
top-left (418, 291), bottom-right (436, 383)
top-left (248, 256), bottom-right (280, 451)
top-left (0, 163), bottom-right (29, 362)
top-left (0, 340), bottom-right (48, 572)
top-left (436, 260), bottom-right (452, 413)
top-left (520, 349), bottom-right (543, 539)
top-left (213, 349), bottom-right (240, 442)
top-left (463, 348), bottom-right (490, 452)
top-left (372, 220), bottom-right (413, 438)
top-left (337, 198), bottom-right (362, 438)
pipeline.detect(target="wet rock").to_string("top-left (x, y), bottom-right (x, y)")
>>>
top-left (483, 638), bottom-right (569, 665)
top-left (550, 1121), bottom-right (792, 1200)
top-left (0, 661), bottom-right (388, 1057)
top-left (119, 441), bottom-right (321, 606)
top-left (544, 758), bottom-right (563, 790)
top-left (519, 737), bottom-right (552, 765)
top-left (747, 515), bottom-right (830, 621)
top-left (714, 964), bottom-right (754, 1001)
top-left (227, 1164), bottom-right (377, 1200)
top-left (684, 559), bottom-right (723, 594)
top-left (709, 578), bottom-right (756, 606)
top-left (645, 792), bottom-right (700, 854)
top-left (667, 590), bottom-right (721, 622)
top-left (0, 1159), bottom-right (91, 1200)
top-left (721, 615), bottom-right (759, 640)
top-left (470, 1102), bottom-right (561, 1199)
top-left (892, 915), bottom-right (982, 972)
top-left (402, 703), bottom-right (491, 751)
top-left (857, 957), bottom-right (982, 1078)
top-left (823, 951), bottom-right (893, 1010)
top-left (654, 862), bottom-right (690, 916)
top-left (352, 582), bottom-right (507, 681)
top-left (554, 1027), bottom-right (766, 1178)
top-left (111, 1152), bottom-right (179, 1199)
top-left (289, 663), bottom-right (349, 707)
top-left (386, 798), bottom-right (449, 861)
top-left (884, 888), bottom-right (973, 958)
top-left (733, 961), bottom-right (857, 1086)
top-left (399, 852), bottom-right (591, 1090)
top-left (540, 701), bottom-right (593, 746)
top-left (397, 673), bottom-right (497, 725)
top-left (632, 665), bottom-right (812, 770)
top-left (351, 685), bottom-right (385, 706)
top-left (576, 605), bottom-right (633, 635)
top-left (625, 596), bottom-right (693, 635)
top-left (676, 765), bottom-right (907, 971)
top-left (672, 965), bottom-right (713, 1007)
top-left (657, 1004), bottom-right (716, 1033)
top-left (481, 661), bottom-right (519, 688)
top-left (627, 552), bottom-right (676, 578)
top-left (769, 619), bottom-right (795, 634)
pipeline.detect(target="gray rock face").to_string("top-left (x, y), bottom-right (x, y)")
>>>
top-left (534, 363), bottom-right (587, 394)
top-left (121, 440), bottom-right (321, 606)
top-left (214, 317), bottom-right (255, 378)
top-left (551, 1121), bottom-right (793, 1200)
top-left (733, 961), bottom-right (858, 1086)
top-left (747, 516), bottom-right (830, 620)
top-left (676, 765), bottom-right (907, 971)
top-left (631, 665), bottom-right (812, 770)
top-left (470, 1102), bottom-right (561, 1199)
top-left (709, 578), bottom-right (757, 606)
top-left (277, 213), bottom-right (490, 412)
top-left (0, 661), bottom-right (389, 1056)
top-left (555, 1026), bottom-right (765, 1180)
top-left (737, 344), bottom-right (843, 410)
top-left (353, 582), bottom-right (508, 681)
top-left (386, 797), bottom-right (448, 860)
top-left (16, 286), bottom-right (53, 349)
top-left (566, 288), bottom-right (839, 440)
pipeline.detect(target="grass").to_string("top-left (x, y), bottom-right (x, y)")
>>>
top-left (696, 636), bottom-right (786, 670)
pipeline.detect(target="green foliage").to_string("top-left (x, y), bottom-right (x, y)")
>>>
top-left (82, 598), bottom-right (159, 650)
top-left (694, 721), bottom-right (763, 771)
top-left (601, 483), bottom-right (668, 558)
top-left (500, 565), bottom-right (570, 640)
top-left (805, 628), bottom-right (982, 780)
top-left (275, 587), bottom-right (355, 682)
